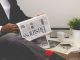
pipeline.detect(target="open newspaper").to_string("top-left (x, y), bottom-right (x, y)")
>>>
top-left (47, 38), bottom-right (80, 55)
top-left (17, 14), bottom-right (51, 41)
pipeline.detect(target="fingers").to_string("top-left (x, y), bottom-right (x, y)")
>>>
top-left (11, 27), bottom-right (19, 31)
top-left (35, 11), bottom-right (45, 16)
top-left (1, 23), bottom-right (19, 33)
top-left (7, 23), bottom-right (18, 28)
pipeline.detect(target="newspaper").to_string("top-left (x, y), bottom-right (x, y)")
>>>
top-left (32, 36), bottom-right (50, 49)
top-left (47, 38), bottom-right (80, 55)
top-left (17, 14), bottom-right (51, 41)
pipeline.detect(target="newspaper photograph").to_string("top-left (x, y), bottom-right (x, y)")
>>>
top-left (17, 14), bottom-right (51, 41)
top-left (48, 40), bottom-right (60, 48)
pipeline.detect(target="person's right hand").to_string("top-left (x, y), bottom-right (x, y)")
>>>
top-left (35, 11), bottom-right (45, 16)
top-left (1, 23), bottom-right (19, 33)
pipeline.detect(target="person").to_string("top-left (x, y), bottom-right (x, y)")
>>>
top-left (0, 0), bottom-right (46, 60)
top-left (0, 0), bottom-right (65, 60)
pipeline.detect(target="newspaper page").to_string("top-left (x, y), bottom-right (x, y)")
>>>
top-left (17, 14), bottom-right (51, 41)
top-left (47, 38), bottom-right (80, 55)
top-left (32, 36), bottom-right (50, 49)
top-left (52, 40), bottom-right (74, 54)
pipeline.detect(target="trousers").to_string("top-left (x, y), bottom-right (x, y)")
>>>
top-left (0, 33), bottom-right (45, 60)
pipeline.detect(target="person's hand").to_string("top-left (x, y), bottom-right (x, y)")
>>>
top-left (35, 11), bottom-right (45, 16)
top-left (1, 23), bottom-right (19, 33)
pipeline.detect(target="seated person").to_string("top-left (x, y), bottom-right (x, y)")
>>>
top-left (0, 0), bottom-right (65, 60)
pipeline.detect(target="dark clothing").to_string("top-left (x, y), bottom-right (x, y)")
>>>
top-left (0, 0), bottom-right (45, 60)
top-left (0, 0), bottom-right (65, 60)
top-left (0, 0), bottom-right (30, 26)
top-left (0, 33), bottom-right (45, 60)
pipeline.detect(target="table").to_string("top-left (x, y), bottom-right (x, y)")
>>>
top-left (46, 37), bottom-right (80, 60)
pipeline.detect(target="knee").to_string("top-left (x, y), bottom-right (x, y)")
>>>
top-left (4, 33), bottom-right (17, 37)
top-left (0, 33), bottom-right (18, 42)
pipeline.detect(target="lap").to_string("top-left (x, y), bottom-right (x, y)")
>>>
top-left (0, 33), bottom-right (45, 60)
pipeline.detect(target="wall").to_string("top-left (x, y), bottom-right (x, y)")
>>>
top-left (17, 0), bottom-right (80, 28)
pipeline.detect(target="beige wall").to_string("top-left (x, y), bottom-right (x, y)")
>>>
top-left (17, 0), bottom-right (80, 28)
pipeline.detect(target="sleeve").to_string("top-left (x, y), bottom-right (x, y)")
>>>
top-left (13, 0), bottom-right (32, 21)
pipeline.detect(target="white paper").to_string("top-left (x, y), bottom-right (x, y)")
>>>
top-left (17, 14), bottom-right (51, 41)
top-left (47, 38), bottom-right (80, 55)
top-left (33, 36), bottom-right (50, 49)
top-left (53, 40), bottom-right (74, 54)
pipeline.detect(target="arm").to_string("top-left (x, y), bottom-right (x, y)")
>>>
top-left (11, 0), bottom-right (32, 23)
top-left (0, 0), bottom-right (31, 34)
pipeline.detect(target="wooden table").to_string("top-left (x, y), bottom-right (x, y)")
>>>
top-left (46, 37), bottom-right (80, 60)
top-left (56, 52), bottom-right (80, 60)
